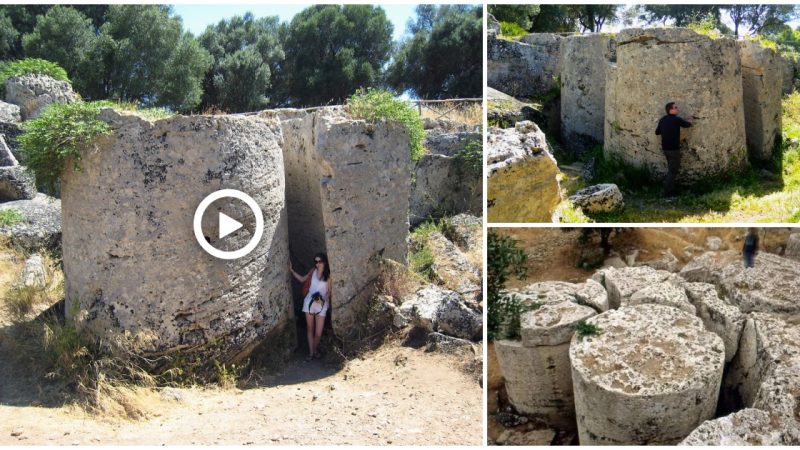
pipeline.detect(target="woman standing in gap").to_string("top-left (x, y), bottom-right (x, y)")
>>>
top-left (290, 253), bottom-right (331, 361)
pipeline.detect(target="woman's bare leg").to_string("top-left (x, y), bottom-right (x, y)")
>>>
top-left (305, 313), bottom-right (315, 357)
top-left (313, 315), bottom-right (325, 356)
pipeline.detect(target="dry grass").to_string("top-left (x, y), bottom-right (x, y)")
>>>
top-left (375, 259), bottom-right (422, 301)
top-left (418, 100), bottom-right (482, 126)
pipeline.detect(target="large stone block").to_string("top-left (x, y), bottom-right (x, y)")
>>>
top-left (570, 304), bottom-right (725, 445)
top-left (604, 28), bottom-right (747, 182)
top-left (487, 121), bottom-right (560, 222)
top-left (273, 108), bottom-right (410, 340)
top-left (61, 110), bottom-right (293, 364)
top-left (488, 33), bottom-right (563, 98)
top-left (680, 408), bottom-right (800, 445)
top-left (561, 34), bottom-right (615, 154)
top-left (739, 40), bottom-right (783, 161)
top-left (5, 74), bottom-right (79, 120)
top-left (0, 165), bottom-right (36, 201)
top-left (683, 282), bottom-right (744, 362)
top-left (0, 194), bottom-right (61, 253)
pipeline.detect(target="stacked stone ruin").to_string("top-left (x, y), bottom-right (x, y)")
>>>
top-left (495, 244), bottom-right (800, 445)
top-left (488, 27), bottom-right (786, 184)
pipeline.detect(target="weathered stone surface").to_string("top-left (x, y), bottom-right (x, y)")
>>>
top-left (15, 253), bottom-right (47, 288)
top-left (410, 151), bottom-right (481, 226)
top-left (785, 233), bottom-right (800, 261)
top-left (683, 282), bottom-right (744, 362)
top-left (399, 285), bottom-right (481, 341)
top-left (494, 339), bottom-right (577, 430)
top-left (637, 248), bottom-right (679, 272)
top-left (625, 281), bottom-right (694, 314)
top-left (444, 214), bottom-right (481, 252)
top-left (679, 250), bottom-right (728, 284)
top-left (273, 107), bottom-right (410, 339)
top-left (601, 265), bottom-right (675, 309)
top-left (561, 34), bottom-right (615, 154)
top-left (0, 100), bottom-right (21, 123)
top-left (568, 183), bottom-right (623, 213)
top-left (575, 278), bottom-right (609, 313)
top-left (486, 87), bottom-right (540, 129)
top-left (782, 54), bottom-right (796, 95)
top-left (61, 110), bottom-right (293, 364)
top-left (0, 135), bottom-right (19, 166)
top-left (521, 300), bottom-right (596, 346)
top-left (496, 428), bottom-right (556, 446)
top-left (487, 13), bottom-right (500, 35)
top-left (570, 304), bottom-right (725, 445)
top-left (488, 33), bottom-right (562, 98)
top-left (605, 28), bottom-right (747, 182)
top-left (424, 130), bottom-right (480, 157)
top-left (739, 40), bottom-right (783, 161)
top-left (0, 122), bottom-right (22, 162)
top-left (0, 194), bottom-right (60, 253)
top-left (427, 231), bottom-right (481, 298)
top-left (5, 74), bottom-right (79, 120)
top-left (680, 408), bottom-right (800, 445)
top-left (0, 165), bottom-right (36, 201)
top-left (487, 121), bottom-right (560, 222)
top-left (706, 235), bottom-right (723, 250)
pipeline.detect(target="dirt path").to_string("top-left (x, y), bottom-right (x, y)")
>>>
top-left (0, 339), bottom-right (482, 445)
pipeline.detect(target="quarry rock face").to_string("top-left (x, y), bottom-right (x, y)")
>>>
top-left (604, 28), bottom-right (747, 182)
top-left (272, 108), bottom-right (410, 340)
top-left (739, 40), bottom-right (783, 161)
top-left (5, 74), bottom-right (79, 120)
top-left (61, 110), bottom-right (293, 364)
top-left (570, 304), bottom-right (725, 445)
top-left (561, 34), bottom-right (615, 154)
top-left (487, 121), bottom-right (560, 222)
top-left (683, 282), bottom-right (744, 362)
top-left (487, 33), bottom-right (562, 98)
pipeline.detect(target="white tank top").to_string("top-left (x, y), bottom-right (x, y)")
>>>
top-left (309, 269), bottom-right (329, 301)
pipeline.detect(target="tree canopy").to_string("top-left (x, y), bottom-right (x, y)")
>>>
top-left (388, 5), bottom-right (482, 99)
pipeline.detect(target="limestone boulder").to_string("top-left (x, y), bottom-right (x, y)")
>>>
top-left (781, 54), bottom-right (796, 95)
top-left (410, 151), bottom-right (481, 226)
top-left (427, 231), bottom-right (481, 298)
top-left (488, 33), bottom-right (562, 98)
top-left (683, 282), bottom-right (744, 362)
top-left (637, 248), bottom-right (679, 272)
top-left (680, 408), bottom-right (800, 445)
top-left (716, 252), bottom-right (800, 314)
top-left (739, 40), bottom-right (783, 161)
top-left (399, 285), bottom-right (481, 341)
top-left (570, 304), bottom-right (725, 445)
top-left (61, 110), bottom-right (293, 364)
top-left (625, 281), bottom-right (695, 314)
top-left (0, 165), bottom-right (36, 201)
top-left (486, 87), bottom-right (540, 129)
top-left (574, 278), bottom-right (609, 313)
top-left (424, 130), bottom-right (480, 157)
top-left (444, 214), bottom-right (481, 252)
top-left (785, 233), bottom-right (800, 261)
top-left (15, 253), bottom-right (47, 288)
top-left (679, 250), bottom-right (729, 284)
top-left (0, 100), bottom-right (21, 123)
top-left (0, 135), bottom-right (19, 166)
top-left (487, 13), bottom-right (500, 35)
top-left (5, 74), bottom-right (79, 120)
top-left (487, 121), bottom-right (560, 222)
top-left (568, 183), bottom-right (623, 213)
top-left (0, 194), bottom-right (60, 253)
top-left (0, 122), bottom-right (22, 162)
top-left (605, 28), bottom-right (747, 182)
top-left (561, 34), bottom-right (615, 154)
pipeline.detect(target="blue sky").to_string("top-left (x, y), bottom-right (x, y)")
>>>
top-left (172, 4), bottom-right (421, 41)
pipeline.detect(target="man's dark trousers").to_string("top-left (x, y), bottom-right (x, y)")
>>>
top-left (663, 149), bottom-right (681, 197)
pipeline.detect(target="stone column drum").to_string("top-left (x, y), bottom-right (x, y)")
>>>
top-left (61, 109), bottom-right (294, 364)
top-left (605, 28), bottom-right (747, 182)
top-left (570, 304), bottom-right (725, 445)
top-left (495, 282), bottom-right (597, 429)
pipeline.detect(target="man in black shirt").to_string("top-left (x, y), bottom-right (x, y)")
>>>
top-left (655, 102), bottom-right (692, 197)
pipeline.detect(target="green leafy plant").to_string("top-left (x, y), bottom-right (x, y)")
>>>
top-left (499, 21), bottom-right (528, 38)
top-left (0, 58), bottom-right (70, 96)
top-left (575, 320), bottom-right (601, 340)
top-left (0, 208), bottom-right (24, 227)
top-left (488, 230), bottom-right (529, 340)
top-left (19, 101), bottom-right (113, 191)
top-left (347, 88), bottom-right (425, 161)
top-left (454, 139), bottom-right (482, 179)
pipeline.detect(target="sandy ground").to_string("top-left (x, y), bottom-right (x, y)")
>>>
top-left (0, 336), bottom-right (483, 445)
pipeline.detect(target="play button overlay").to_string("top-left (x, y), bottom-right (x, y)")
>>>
top-left (194, 189), bottom-right (264, 260)
top-left (218, 212), bottom-right (243, 239)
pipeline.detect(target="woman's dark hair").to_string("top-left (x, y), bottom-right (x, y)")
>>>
top-left (314, 252), bottom-right (330, 281)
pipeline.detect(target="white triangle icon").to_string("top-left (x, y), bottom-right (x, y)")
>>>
top-left (218, 212), bottom-right (243, 239)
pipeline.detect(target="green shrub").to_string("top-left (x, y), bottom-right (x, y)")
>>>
top-left (454, 139), bottom-right (482, 179)
top-left (0, 58), bottom-right (70, 96)
top-left (748, 35), bottom-right (778, 51)
top-left (0, 208), bottom-right (24, 227)
top-left (488, 230), bottom-right (529, 340)
top-left (498, 21), bottom-right (528, 39)
top-left (19, 101), bottom-right (113, 191)
top-left (347, 88), bottom-right (425, 161)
